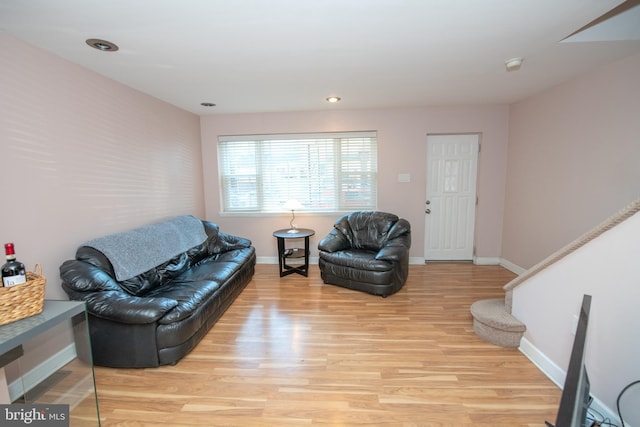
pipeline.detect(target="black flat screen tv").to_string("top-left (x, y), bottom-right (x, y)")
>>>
top-left (547, 294), bottom-right (593, 427)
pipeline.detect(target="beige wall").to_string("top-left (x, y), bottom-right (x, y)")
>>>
top-left (200, 106), bottom-right (510, 262)
top-left (0, 33), bottom-right (204, 300)
top-left (503, 52), bottom-right (640, 270)
top-left (505, 51), bottom-right (640, 424)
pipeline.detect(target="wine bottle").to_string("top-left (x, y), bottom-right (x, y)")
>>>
top-left (2, 243), bottom-right (27, 287)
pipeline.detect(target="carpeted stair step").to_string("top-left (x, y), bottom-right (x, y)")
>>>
top-left (470, 298), bottom-right (526, 348)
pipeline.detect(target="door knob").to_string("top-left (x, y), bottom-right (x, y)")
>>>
top-left (425, 209), bottom-right (431, 214)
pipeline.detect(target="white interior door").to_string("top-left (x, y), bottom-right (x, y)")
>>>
top-left (424, 134), bottom-right (479, 261)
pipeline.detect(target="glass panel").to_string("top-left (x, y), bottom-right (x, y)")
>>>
top-left (444, 160), bottom-right (459, 192)
top-left (0, 301), bottom-right (100, 426)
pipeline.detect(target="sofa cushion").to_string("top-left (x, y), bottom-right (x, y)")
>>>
top-left (319, 258), bottom-right (396, 289)
top-left (213, 247), bottom-right (256, 265)
top-left (155, 249), bottom-right (255, 351)
top-left (208, 231), bottom-right (253, 254)
top-left (119, 252), bottom-right (191, 296)
top-left (151, 280), bottom-right (221, 324)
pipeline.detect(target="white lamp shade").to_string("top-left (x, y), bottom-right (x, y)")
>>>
top-left (283, 199), bottom-right (303, 211)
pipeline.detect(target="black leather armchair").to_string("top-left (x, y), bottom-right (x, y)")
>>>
top-left (318, 211), bottom-right (411, 297)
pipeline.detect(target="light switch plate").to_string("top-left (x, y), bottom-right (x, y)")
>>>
top-left (398, 173), bottom-right (410, 183)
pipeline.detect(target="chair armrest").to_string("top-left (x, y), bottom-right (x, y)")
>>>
top-left (375, 244), bottom-right (408, 261)
top-left (318, 229), bottom-right (350, 253)
top-left (376, 234), bottom-right (411, 261)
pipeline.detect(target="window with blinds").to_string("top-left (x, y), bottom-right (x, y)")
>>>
top-left (218, 131), bottom-right (377, 213)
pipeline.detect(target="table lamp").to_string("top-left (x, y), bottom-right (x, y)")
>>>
top-left (283, 199), bottom-right (304, 233)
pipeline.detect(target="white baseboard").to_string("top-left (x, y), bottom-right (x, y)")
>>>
top-left (261, 257), bottom-right (507, 267)
top-left (518, 337), bottom-right (565, 388)
top-left (500, 258), bottom-right (527, 275)
top-left (473, 256), bottom-right (501, 265)
top-left (259, 257), bottom-right (525, 271)
top-left (519, 337), bottom-right (623, 426)
top-left (8, 343), bottom-right (77, 402)
top-left (258, 256), bottom-right (426, 265)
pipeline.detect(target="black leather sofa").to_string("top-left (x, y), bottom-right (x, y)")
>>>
top-left (60, 215), bottom-right (255, 368)
top-left (318, 211), bottom-right (411, 297)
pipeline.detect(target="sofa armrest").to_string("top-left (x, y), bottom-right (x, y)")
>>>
top-left (60, 259), bottom-right (122, 292)
top-left (318, 229), bottom-right (350, 253)
top-left (82, 291), bottom-right (178, 324)
top-left (60, 259), bottom-right (178, 324)
top-left (209, 231), bottom-right (252, 254)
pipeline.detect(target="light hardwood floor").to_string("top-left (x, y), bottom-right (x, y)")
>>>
top-left (91, 263), bottom-right (561, 426)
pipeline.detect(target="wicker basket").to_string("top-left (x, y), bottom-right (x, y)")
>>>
top-left (0, 264), bottom-right (46, 326)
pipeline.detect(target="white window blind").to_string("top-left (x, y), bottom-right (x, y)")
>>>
top-left (218, 131), bottom-right (377, 213)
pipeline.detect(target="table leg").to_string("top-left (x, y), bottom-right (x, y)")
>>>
top-left (303, 236), bottom-right (310, 277)
top-left (276, 237), bottom-right (285, 277)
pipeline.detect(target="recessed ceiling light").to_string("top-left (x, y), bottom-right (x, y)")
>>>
top-left (326, 96), bottom-right (341, 103)
top-left (505, 57), bottom-right (524, 72)
top-left (86, 38), bottom-right (119, 52)
top-left (200, 102), bottom-right (216, 107)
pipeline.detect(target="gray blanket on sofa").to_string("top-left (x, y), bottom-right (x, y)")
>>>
top-left (83, 215), bottom-right (208, 281)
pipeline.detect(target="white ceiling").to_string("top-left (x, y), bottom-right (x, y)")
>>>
top-left (1, 0), bottom-right (639, 115)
